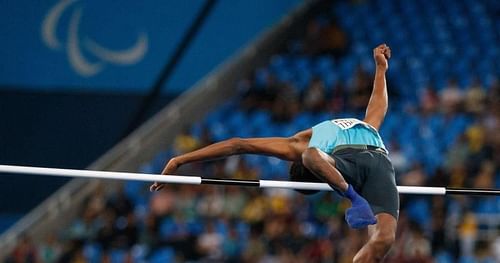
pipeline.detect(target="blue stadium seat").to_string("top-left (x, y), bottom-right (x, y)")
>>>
top-left (149, 248), bottom-right (175, 263)
top-left (458, 256), bottom-right (476, 263)
top-left (187, 219), bottom-right (204, 236)
top-left (109, 249), bottom-right (127, 263)
top-left (435, 251), bottom-right (454, 263)
top-left (406, 198), bottom-right (431, 228)
top-left (269, 55), bottom-right (289, 72)
top-left (83, 243), bottom-right (102, 263)
top-left (131, 244), bottom-right (148, 263)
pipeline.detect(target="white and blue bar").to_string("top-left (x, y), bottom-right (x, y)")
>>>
top-left (0, 165), bottom-right (498, 196)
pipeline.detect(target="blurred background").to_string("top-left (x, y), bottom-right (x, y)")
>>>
top-left (0, 0), bottom-right (499, 262)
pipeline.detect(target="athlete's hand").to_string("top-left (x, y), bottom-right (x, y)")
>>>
top-left (373, 44), bottom-right (391, 71)
top-left (150, 158), bottom-right (180, 191)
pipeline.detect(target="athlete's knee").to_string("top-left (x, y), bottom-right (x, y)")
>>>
top-left (370, 231), bottom-right (395, 259)
top-left (302, 147), bottom-right (330, 168)
top-left (353, 231), bottom-right (395, 263)
top-left (372, 231), bottom-right (395, 251)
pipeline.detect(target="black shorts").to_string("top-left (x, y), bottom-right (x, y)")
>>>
top-left (332, 147), bottom-right (399, 220)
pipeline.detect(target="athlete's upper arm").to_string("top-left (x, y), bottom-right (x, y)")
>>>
top-left (363, 104), bottom-right (386, 131)
top-left (239, 129), bottom-right (311, 162)
top-left (363, 68), bottom-right (388, 130)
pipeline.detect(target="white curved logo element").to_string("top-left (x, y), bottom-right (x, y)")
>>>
top-left (41, 0), bottom-right (148, 77)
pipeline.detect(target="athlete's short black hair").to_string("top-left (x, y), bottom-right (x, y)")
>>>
top-left (289, 162), bottom-right (321, 195)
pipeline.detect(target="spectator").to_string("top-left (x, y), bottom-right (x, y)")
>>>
top-left (430, 197), bottom-right (447, 253)
top-left (65, 208), bottom-right (97, 241)
top-left (242, 226), bottom-right (266, 263)
top-left (174, 185), bottom-right (198, 219)
top-left (473, 161), bottom-right (495, 189)
top-left (449, 163), bottom-right (467, 188)
top-left (439, 78), bottom-right (463, 114)
top-left (107, 186), bottom-right (133, 217)
top-left (271, 83), bottom-right (300, 122)
top-left (85, 185), bottom-right (106, 219)
top-left (241, 191), bottom-right (268, 223)
top-left (222, 224), bottom-right (242, 262)
top-left (232, 158), bottom-right (258, 180)
top-left (388, 141), bottom-right (410, 174)
top-left (112, 212), bottom-right (138, 249)
top-left (328, 81), bottom-right (348, 113)
top-left (196, 187), bottom-right (225, 218)
top-left (419, 85), bottom-right (440, 114)
top-left (313, 193), bottom-right (341, 221)
top-left (149, 187), bottom-right (175, 217)
top-left (464, 77), bottom-right (486, 115)
top-left (338, 229), bottom-right (367, 263)
top-left (349, 66), bottom-right (372, 112)
top-left (303, 17), bottom-right (348, 60)
top-left (173, 127), bottom-right (199, 155)
top-left (470, 240), bottom-right (496, 263)
top-left (318, 19), bottom-right (348, 60)
top-left (38, 234), bottom-right (61, 263)
top-left (493, 235), bottom-right (500, 262)
top-left (400, 163), bottom-right (427, 186)
top-left (303, 19), bottom-right (323, 56)
top-left (197, 222), bottom-right (224, 260)
top-left (6, 235), bottom-right (38, 263)
top-left (223, 187), bottom-right (248, 219)
top-left (403, 223), bottom-right (433, 263)
top-left (458, 212), bottom-right (478, 258)
top-left (465, 124), bottom-right (492, 176)
top-left (303, 77), bottom-right (327, 112)
top-left (444, 134), bottom-right (469, 170)
top-left (267, 190), bottom-right (293, 216)
top-left (138, 212), bottom-right (160, 250)
top-left (96, 210), bottom-right (117, 250)
top-left (57, 240), bottom-right (85, 263)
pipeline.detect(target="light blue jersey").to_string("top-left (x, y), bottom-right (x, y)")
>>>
top-left (308, 118), bottom-right (387, 154)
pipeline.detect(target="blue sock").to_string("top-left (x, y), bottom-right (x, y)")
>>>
top-left (343, 185), bottom-right (377, 229)
top-left (343, 184), bottom-right (359, 201)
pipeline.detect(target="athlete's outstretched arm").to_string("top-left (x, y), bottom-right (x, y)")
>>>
top-left (150, 129), bottom-right (311, 191)
top-left (363, 44), bottom-right (391, 130)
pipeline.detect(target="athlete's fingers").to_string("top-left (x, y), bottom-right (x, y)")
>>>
top-left (384, 47), bottom-right (391, 59)
top-left (150, 182), bottom-right (164, 192)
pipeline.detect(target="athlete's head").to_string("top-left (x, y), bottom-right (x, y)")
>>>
top-left (289, 162), bottom-right (321, 195)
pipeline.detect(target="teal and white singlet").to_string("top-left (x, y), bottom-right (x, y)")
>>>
top-left (308, 118), bottom-right (387, 154)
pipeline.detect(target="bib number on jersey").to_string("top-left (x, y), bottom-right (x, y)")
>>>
top-left (331, 118), bottom-right (363, 130)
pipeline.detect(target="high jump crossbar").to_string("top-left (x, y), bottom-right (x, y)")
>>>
top-left (0, 165), bottom-right (498, 196)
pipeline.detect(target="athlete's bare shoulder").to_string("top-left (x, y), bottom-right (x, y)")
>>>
top-left (293, 128), bottom-right (312, 142)
top-left (290, 128), bottom-right (312, 154)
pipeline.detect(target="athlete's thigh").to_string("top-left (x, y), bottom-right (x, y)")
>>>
top-left (331, 150), bottom-right (364, 189)
top-left (360, 153), bottom-right (399, 219)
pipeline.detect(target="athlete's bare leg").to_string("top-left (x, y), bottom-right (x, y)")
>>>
top-left (353, 213), bottom-right (397, 263)
top-left (301, 147), bottom-right (348, 191)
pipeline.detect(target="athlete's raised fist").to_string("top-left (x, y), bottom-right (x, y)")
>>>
top-left (373, 44), bottom-right (391, 70)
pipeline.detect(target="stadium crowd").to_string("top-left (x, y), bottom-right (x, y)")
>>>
top-left (6, 0), bottom-right (500, 262)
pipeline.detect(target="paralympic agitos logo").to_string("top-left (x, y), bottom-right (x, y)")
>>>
top-left (41, 0), bottom-right (149, 77)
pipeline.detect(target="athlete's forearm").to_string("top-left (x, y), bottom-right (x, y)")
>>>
top-left (369, 67), bottom-right (388, 114)
top-left (172, 136), bottom-right (303, 167)
top-left (172, 138), bottom-right (243, 166)
top-left (364, 66), bottom-right (388, 129)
